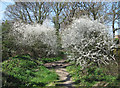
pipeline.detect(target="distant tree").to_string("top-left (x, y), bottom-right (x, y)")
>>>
top-left (5, 2), bottom-right (51, 24)
top-left (50, 2), bottom-right (81, 56)
top-left (50, 2), bottom-right (68, 56)
top-left (80, 2), bottom-right (108, 21)
top-left (60, 2), bottom-right (83, 28)
top-left (107, 2), bottom-right (119, 38)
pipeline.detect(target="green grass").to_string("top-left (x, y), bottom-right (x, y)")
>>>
top-left (41, 57), bottom-right (62, 63)
top-left (66, 65), bottom-right (118, 86)
top-left (66, 65), bottom-right (82, 82)
top-left (2, 55), bottom-right (58, 87)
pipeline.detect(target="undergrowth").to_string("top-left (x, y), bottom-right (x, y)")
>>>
top-left (66, 64), bottom-right (118, 86)
top-left (2, 55), bottom-right (59, 87)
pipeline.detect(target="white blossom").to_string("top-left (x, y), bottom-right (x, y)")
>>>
top-left (61, 17), bottom-right (115, 68)
top-left (10, 20), bottom-right (58, 56)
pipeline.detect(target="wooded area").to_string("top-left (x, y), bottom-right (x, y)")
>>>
top-left (1, 1), bottom-right (120, 87)
top-left (4, 2), bottom-right (119, 36)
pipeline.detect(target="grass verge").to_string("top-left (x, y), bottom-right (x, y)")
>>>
top-left (2, 55), bottom-right (58, 87)
top-left (66, 64), bottom-right (119, 87)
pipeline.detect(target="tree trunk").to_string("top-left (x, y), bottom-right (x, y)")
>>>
top-left (115, 46), bottom-right (120, 80)
top-left (112, 15), bottom-right (115, 38)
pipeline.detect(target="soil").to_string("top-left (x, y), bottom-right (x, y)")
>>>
top-left (44, 59), bottom-right (76, 87)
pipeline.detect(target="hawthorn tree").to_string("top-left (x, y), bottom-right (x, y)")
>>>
top-left (61, 16), bottom-right (116, 68)
top-left (9, 20), bottom-right (58, 58)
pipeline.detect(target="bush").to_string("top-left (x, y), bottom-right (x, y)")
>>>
top-left (3, 20), bottom-right (58, 60)
top-left (2, 20), bottom-right (15, 61)
top-left (61, 17), bottom-right (116, 68)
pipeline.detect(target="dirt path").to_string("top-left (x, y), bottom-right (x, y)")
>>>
top-left (44, 59), bottom-right (75, 87)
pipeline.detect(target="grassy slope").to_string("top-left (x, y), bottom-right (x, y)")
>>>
top-left (2, 55), bottom-right (60, 87)
top-left (66, 64), bottom-right (119, 86)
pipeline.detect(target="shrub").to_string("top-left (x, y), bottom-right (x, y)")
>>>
top-left (61, 17), bottom-right (116, 68)
top-left (1, 20), bottom-right (23, 61)
top-left (4, 20), bottom-right (58, 59)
